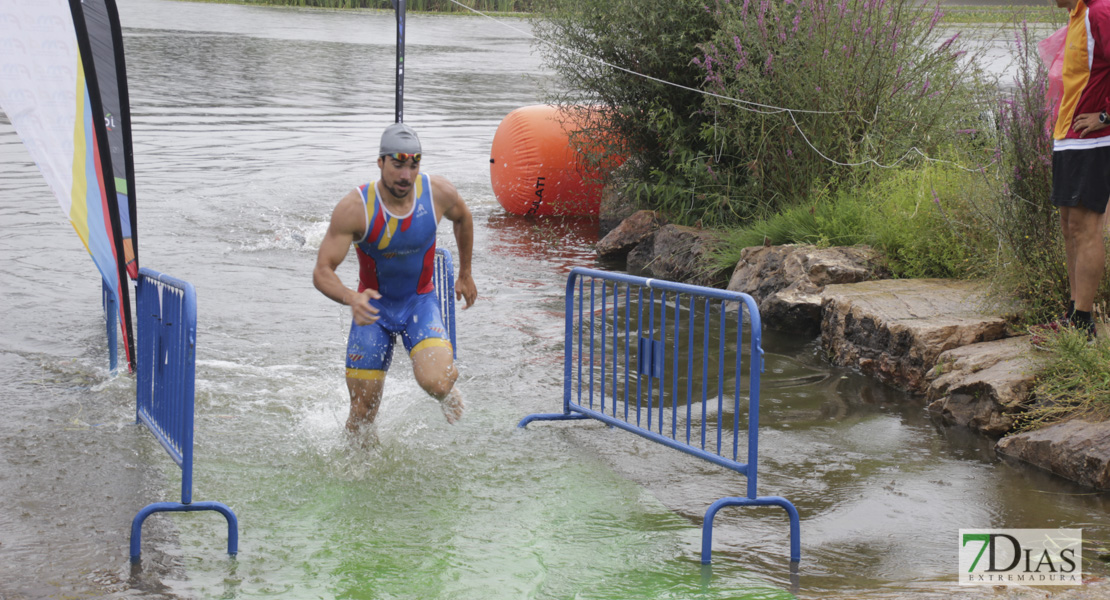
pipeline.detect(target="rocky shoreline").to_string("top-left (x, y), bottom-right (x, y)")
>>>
top-left (597, 209), bottom-right (1110, 491)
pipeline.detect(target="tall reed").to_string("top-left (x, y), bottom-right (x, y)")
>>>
top-left (974, 20), bottom-right (1081, 322)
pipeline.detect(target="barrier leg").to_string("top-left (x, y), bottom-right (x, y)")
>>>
top-left (701, 496), bottom-right (800, 564)
top-left (131, 501), bottom-right (239, 562)
top-left (517, 412), bottom-right (591, 428)
top-left (103, 280), bottom-right (118, 373)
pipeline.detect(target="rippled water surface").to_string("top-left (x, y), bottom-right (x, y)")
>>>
top-left (0, 1), bottom-right (1107, 598)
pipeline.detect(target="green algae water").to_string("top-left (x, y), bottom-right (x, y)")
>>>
top-left (1, 1), bottom-right (1109, 598)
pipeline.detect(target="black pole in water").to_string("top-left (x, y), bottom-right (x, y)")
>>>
top-left (392, 0), bottom-right (406, 123)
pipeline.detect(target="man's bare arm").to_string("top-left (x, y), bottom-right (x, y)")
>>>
top-left (313, 190), bottom-right (381, 324)
top-left (433, 176), bottom-right (477, 308)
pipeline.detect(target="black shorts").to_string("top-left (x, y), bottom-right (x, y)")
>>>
top-left (1052, 145), bottom-right (1110, 214)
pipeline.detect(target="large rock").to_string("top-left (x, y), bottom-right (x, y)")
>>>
top-left (596, 210), bottom-right (667, 258)
top-left (727, 244), bottom-right (886, 333)
top-left (925, 336), bottom-right (1043, 436)
top-left (641, 224), bottom-right (728, 288)
top-left (821, 279), bottom-right (1013, 393)
top-left (626, 234), bottom-right (655, 275)
top-left (997, 420), bottom-right (1110, 490)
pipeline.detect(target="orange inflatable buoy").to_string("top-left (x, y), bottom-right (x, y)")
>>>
top-left (489, 105), bottom-right (619, 217)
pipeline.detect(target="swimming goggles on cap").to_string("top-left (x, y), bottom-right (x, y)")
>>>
top-left (383, 152), bottom-right (421, 163)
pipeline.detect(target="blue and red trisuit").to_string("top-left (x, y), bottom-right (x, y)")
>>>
top-left (345, 173), bottom-right (451, 380)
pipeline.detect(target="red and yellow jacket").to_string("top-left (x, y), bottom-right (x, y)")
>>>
top-left (1055, 0), bottom-right (1110, 149)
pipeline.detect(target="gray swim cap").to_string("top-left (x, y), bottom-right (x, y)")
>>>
top-left (379, 123), bottom-right (422, 156)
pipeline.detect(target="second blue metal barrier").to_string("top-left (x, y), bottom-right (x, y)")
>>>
top-left (434, 248), bottom-right (457, 359)
top-left (131, 267), bottom-right (238, 562)
top-left (518, 268), bottom-right (800, 564)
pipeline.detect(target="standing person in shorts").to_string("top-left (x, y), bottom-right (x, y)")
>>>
top-left (313, 123), bottom-right (477, 439)
top-left (1051, 0), bottom-right (1110, 339)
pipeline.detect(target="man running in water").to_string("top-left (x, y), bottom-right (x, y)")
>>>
top-left (314, 123), bottom-right (476, 439)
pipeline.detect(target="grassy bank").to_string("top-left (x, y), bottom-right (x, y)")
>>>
top-left (941, 5), bottom-right (1060, 24)
top-left (709, 162), bottom-right (993, 281)
top-left (1024, 328), bottom-right (1110, 429)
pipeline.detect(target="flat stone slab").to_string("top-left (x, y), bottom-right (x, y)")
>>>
top-left (997, 420), bottom-right (1110, 490)
top-left (727, 244), bottom-right (886, 334)
top-left (821, 279), bottom-right (1013, 393)
top-left (926, 336), bottom-right (1044, 436)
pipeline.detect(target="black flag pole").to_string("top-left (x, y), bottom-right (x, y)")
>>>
top-left (392, 0), bottom-right (406, 123)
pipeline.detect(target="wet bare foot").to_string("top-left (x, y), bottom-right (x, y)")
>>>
top-left (439, 387), bottom-right (464, 424)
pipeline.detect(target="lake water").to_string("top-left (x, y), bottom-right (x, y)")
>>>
top-left (0, 0), bottom-right (1106, 598)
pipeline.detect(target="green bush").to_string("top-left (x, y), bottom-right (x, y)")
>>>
top-left (693, 0), bottom-right (993, 221)
top-left (530, 0), bottom-right (720, 216)
top-left (532, 0), bottom-right (992, 226)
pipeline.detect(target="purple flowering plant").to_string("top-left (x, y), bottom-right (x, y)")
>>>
top-left (532, 0), bottom-right (989, 227)
top-left (977, 20), bottom-right (1078, 320)
top-left (691, 0), bottom-right (989, 216)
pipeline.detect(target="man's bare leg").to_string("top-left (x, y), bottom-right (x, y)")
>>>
top-left (1060, 206), bottom-right (1109, 312)
top-left (346, 374), bottom-right (386, 444)
top-left (411, 344), bottom-right (463, 424)
top-left (1062, 210), bottom-right (1079, 307)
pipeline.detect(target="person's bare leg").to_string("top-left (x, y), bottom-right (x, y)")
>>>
top-left (1062, 206), bottom-right (1109, 312)
top-left (411, 344), bottom-right (462, 423)
top-left (1061, 209), bottom-right (1079, 306)
top-left (346, 374), bottom-right (386, 444)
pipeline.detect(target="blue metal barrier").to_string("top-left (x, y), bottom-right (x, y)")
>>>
top-left (434, 248), bottom-right (457, 358)
top-left (130, 267), bottom-right (238, 563)
top-left (518, 268), bottom-right (800, 564)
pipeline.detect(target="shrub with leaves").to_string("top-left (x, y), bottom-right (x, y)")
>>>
top-left (533, 0), bottom-right (991, 225)
top-left (692, 0), bottom-right (991, 222)
top-left (530, 0), bottom-right (720, 219)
